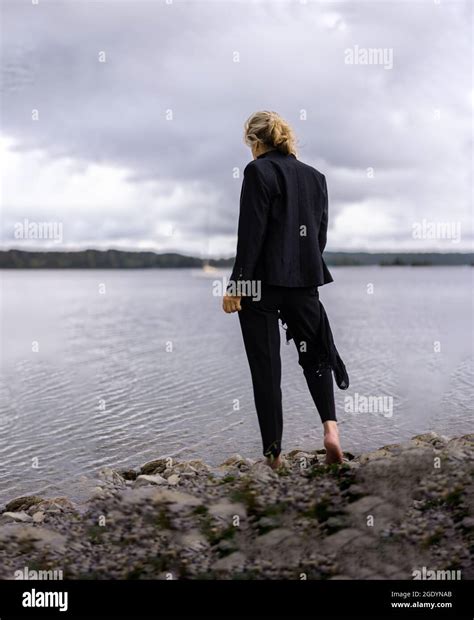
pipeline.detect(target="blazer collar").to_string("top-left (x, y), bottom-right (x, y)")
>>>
top-left (257, 149), bottom-right (296, 160)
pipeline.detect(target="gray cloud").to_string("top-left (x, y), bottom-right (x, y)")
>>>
top-left (1, 0), bottom-right (472, 253)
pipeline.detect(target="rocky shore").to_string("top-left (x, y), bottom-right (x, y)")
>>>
top-left (0, 432), bottom-right (472, 580)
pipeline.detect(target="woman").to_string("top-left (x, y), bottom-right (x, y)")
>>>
top-left (223, 110), bottom-right (349, 469)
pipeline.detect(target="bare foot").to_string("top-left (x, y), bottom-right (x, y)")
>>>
top-left (323, 421), bottom-right (344, 464)
top-left (265, 455), bottom-right (282, 470)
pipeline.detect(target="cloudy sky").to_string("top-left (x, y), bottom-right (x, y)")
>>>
top-left (1, 0), bottom-right (472, 255)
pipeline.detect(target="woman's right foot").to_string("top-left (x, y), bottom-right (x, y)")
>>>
top-left (323, 421), bottom-right (344, 464)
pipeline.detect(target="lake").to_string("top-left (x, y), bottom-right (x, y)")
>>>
top-left (0, 267), bottom-right (472, 504)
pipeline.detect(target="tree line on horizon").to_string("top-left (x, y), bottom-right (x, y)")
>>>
top-left (0, 249), bottom-right (472, 269)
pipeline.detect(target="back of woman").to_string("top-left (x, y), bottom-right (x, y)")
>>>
top-left (223, 110), bottom-right (349, 468)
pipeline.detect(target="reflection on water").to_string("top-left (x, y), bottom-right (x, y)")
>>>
top-left (0, 267), bottom-right (472, 503)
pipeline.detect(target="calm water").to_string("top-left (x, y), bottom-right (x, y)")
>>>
top-left (0, 267), bottom-right (472, 504)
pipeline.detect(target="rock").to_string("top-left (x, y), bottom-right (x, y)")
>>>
top-left (344, 484), bottom-right (366, 500)
top-left (346, 460), bottom-right (361, 470)
top-left (248, 462), bottom-right (277, 482)
top-left (118, 469), bottom-right (138, 481)
top-left (0, 525), bottom-right (66, 552)
top-left (4, 496), bottom-right (44, 513)
top-left (322, 528), bottom-right (369, 552)
top-left (384, 563), bottom-right (405, 577)
top-left (345, 495), bottom-right (387, 516)
top-left (32, 511), bottom-right (45, 523)
top-left (460, 517), bottom-right (474, 530)
top-left (186, 459), bottom-right (211, 471)
top-left (403, 446), bottom-right (437, 459)
top-left (167, 474), bottom-right (180, 486)
top-left (346, 498), bottom-right (395, 532)
top-left (121, 487), bottom-right (202, 511)
top-left (216, 539), bottom-right (238, 556)
top-left (378, 443), bottom-right (403, 454)
top-left (89, 486), bottom-right (107, 499)
top-left (29, 498), bottom-right (76, 515)
top-left (208, 466), bottom-right (236, 481)
top-left (220, 454), bottom-right (245, 466)
top-left (213, 551), bottom-right (246, 571)
top-left (356, 449), bottom-right (392, 464)
top-left (446, 436), bottom-right (474, 455)
top-left (99, 468), bottom-right (126, 487)
top-left (286, 448), bottom-right (312, 458)
top-left (288, 450), bottom-right (316, 463)
top-left (451, 434), bottom-right (474, 447)
top-left (258, 516), bottom-right (280, 532)
top-left (411, 432), bottom-right (449, 448)
top-left (445, 448), bottom-right (470, 461)
top-left (1, 511), bottom-right (32, 523)
top-left (168, 465), bottom-right (196, 477)
top-left (219, 455), bottom-right (255, 470)
top-left (134, 474), bottom-right (167, 487)
top-left (256, 528), bottom-right (293, 547)
top-left (326, 516), bottom-right (347, 532)
top-left (140, 459), bottom-right (170, 476)
top-left (178, 529), bottom-right (209, 552)
top-left (208, 500), bottom-right (247, 522)
top-left (170, 461), bottom-right (209, 476)
top-left (329, 574), bottom-right (352, 580)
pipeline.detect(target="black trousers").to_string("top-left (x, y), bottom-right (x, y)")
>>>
top-left (238, 284), bottom-right (336, 459)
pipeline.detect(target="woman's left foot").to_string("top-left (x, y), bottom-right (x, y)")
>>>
top-left (266, 455), bottom-right (283, 470)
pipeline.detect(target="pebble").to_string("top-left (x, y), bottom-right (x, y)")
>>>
top-left (134, 474), bottom-right (168, 487)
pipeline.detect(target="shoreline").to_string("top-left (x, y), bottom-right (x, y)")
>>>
top-left (0, 432), bottom-right (472, 580)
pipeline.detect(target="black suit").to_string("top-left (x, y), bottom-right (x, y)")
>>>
top-left (228, 149), bottom-right (348, 459)
top-left (229, 149), bottom-right (333, 288)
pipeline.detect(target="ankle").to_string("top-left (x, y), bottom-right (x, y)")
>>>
top-left (323, 421), bottom-right (339, 436)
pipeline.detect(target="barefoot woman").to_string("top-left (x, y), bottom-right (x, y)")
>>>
top-left (223, 111), bottom-right (349, 468)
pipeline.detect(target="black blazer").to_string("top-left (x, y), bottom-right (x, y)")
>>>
top-left (229, 149), bottom-right (333, 289)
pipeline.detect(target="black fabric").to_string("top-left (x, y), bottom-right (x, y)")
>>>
top-left (228, 149), bottom-right (333, 289)
top-left (238, 285), bottom-right (348, 458)
top-left (280, 293), bottom-right (349, 391)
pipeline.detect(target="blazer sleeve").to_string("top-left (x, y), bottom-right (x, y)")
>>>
top-left (318, 174), bottom-right (328, 254)
top-left (228, 162), bottom-right (271, 292)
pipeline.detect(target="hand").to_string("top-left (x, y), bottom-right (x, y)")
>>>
top-left (222, 294), bottom-right (242, 313)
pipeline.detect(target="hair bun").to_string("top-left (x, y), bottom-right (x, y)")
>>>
top-left (244, 110), bottom-right (296, 156)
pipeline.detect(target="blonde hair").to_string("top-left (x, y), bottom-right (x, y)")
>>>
top-left (244, 110), bottom-right (297, 156)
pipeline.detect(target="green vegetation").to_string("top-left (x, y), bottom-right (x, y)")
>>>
top-left (229, 481), bottom-right (259, 515)
top-left (86, 525), bottom-right (105, 544)
top-left (421, 527), bottom-right (444, 548)
top-left (304, 495), bottom-right (334, 523)
top-left (155, 508), bottom-right (173, 530)
top-left (221, 474), bottom-right (237, 484)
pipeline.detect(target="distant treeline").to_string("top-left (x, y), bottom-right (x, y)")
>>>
top-left (0, 249), bottom-right (472, 269)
